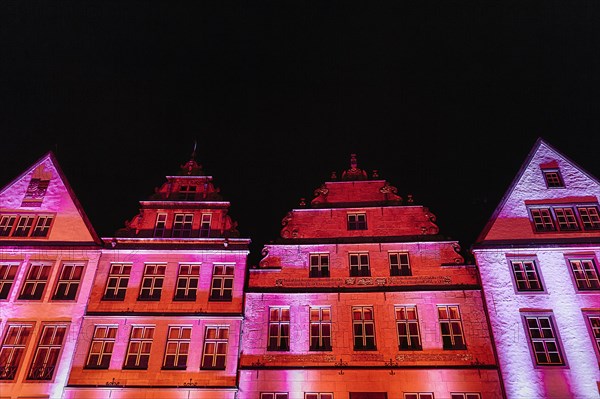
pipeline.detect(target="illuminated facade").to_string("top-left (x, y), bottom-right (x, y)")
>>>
top-left (63, 154), bottom-right (250, 398)
top-left (0, 152), bottom-right (102, 399)
top-left (239, 155), bottom-right (503, 399)
top-left (472, 138), bottom-right (600, 398)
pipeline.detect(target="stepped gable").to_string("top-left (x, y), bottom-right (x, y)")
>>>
top-left (279, 153), bottom-right (440, 240)
top-left (0, 151), bottom-right (100, 243)
top-left (114, 149), bottom-right (240, 239)
top-left (475, 137), bottom-right (600, 245)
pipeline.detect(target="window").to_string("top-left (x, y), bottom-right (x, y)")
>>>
top-left (86, 326), bottom-right (117, 369)
top-left (53, 263), bottom-right (84, 300)
top-left (22, 178), bottom-right (49, 207)
top-left (28, 324), bottom-right (67, 380)
top-left (199, 213), bottom-right (211, 237)
top-left (19, 263), bottom-right (51, 300)
top-left (585, 314), bottom-right (600, 359)
top-left (451, 395), bottom-right (480, 399)
top-left (174, 264), bottom-right (200, 300)
top-left (309, 253), bottom-right (330, 278)
top-left (31, 215), bottom-right (53, 237)
top-left (568, 258), bottom-right (600, 290)
top-left (352, 306), bottom-right (376, 350)
top-left (163, 326), bottom-right (191, 369)
top-left (268, 307), bottom-right (290, 351)
top-left (178, 185), bottom-right (197, 200)
top-left (12, 215), bottom-right (35, 237)
top-left (396, 306), bottom-right (422, 350)
top-left (554, 207), bottom-right (579, 231)
top-left (389, 252), bottom-right (411, 276)
top-left (438, 305), bottom-right (466, 350)
top-left (0, 324), bottom-right (32, 380)
top-left (0, 215), bottom-right (17, 236)
top-left (347, 213), bottom-right (367, 230)
top-left (103, 263), bottom-right (131, 300)
top-left (201, 326), bottom-right (228, 369)
top-left (172, 213), bottom-right (193, 238)
top-left (124, 326), bottom-right (154, 369)
top-left (349, 253), bottom-right (370, 277)
top-left (0, 263), bottom-right (19, 300)
top-left (139, 264), bottom-right (166, 300)
top-left (310, 307), bottom-right (331, 351)
top-left (306, 394), bottom-right (333, 399)
top-left (210, 264), bottom-right (234, 301)
top-left (578, 205), bottom-right (600, 230)
top-left (153, 213), bottom-right (167, 237)
top-left (261, 394), bottom-right (288, 399)
top-left (523, 314), bottom-right (564, 365)
top-left (542, 169), bottom-right (564, 188)
top-left (510, 259), bottom-right (544, 291)
top-left (404, 394), bottom-right (433, 399)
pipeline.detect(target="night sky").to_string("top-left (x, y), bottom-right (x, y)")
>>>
top-left (2, 1), bottom-right (600, 265)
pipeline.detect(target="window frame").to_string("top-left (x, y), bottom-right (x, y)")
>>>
top-left (352, 306), bottom-right (376, 351)
top-left (260, 394), bottom-right (288, 399)
top-left (138, 263), bottom-right (166, 301)
top-left (528, 204), bottom-right (600, 233)
top-left (309, 253), bottom-right (330, 278)
top-left (395, 305), bottom-right (422, 350)
top-left (566, 256), bottom-right (600, 291)
top-left (389, 252), bottom-right (411, 276)
top-left (349, 252), bottom-right (370, 277)
top-left (201, 325), bottom-right (229, 370)
top-left (199, 213), bottom-right (212, 238)
top-left (52, 262), bottom-right (85, 301)
top-left (0, 214), bottom-right (17, 237)
top-left (521, 313), bottom-right (566, 367)
top-left (27, 324), bottom-right (68, 381)
top-left (123, 325), bottom-right (155, 370)
top-left (153, 213), bottom-right (167, 237)
top-left (437, 305), bottom-right (467, 350)
top-left (309, 306), bottom-right (332, 351)
top-left (174, 263), bottom-right (200, 301)
top-left (404, 393), bottom-right (434, 399)
top-left (507, 258), bottom-right (545, 293)
top-left (583, 311), bottom-right (600, 363)
top-left (347, 212), bottom-right (367, 230)
top-left (305, 394), bottom-right (333, 399)
top-left (542, 168), bottom-right (565, 188)
top-left (0, 263), bottom-right (19, 300)
top-left (268, 306), bottom-right (290, 351)
top-left (172, 213), bottom-right (193, 238)
top-left (450, 394), bottom-right (481, 399)
top-left (85, 325), bottom-right (118, 369)
top-left (0, 323), bottom-right (34, 380)
top-left (209, 264), bottom-right (234, 301)
top-left (103, 263), bottom-right (132, 301)
top-left (18, 262), bottom-right (52, 300)
top-left (577, 205), bottom-right (600, 230)
top-left (162, 326), bottom-right (192, 370)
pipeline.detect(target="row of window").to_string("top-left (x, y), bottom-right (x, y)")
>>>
top-left (528, 204), bottom-right (600, 232)
top-left (267, 305), bottom-right (465, 352)
top-left (0, 323), bottom-right (231, 381)
top-left (153, 213), bottom-right (212, 238)
top-left (310, 252), bottom-right (411, 278)
top-left (0, 262), bottom-right (236, 302)
top-left (509, 257), bottom-right (600, 292)
top-left (104, 263), bottom-right (234, 301)
top-left (260, 393), bottom-right (481, 399)
top-left (0, 213), bottom-right (54, 238)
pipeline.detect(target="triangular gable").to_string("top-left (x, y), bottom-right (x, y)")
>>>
top-left (0, 151), bottom-right (101, 243)
top-left (474, 137), bottom-right (600, 244)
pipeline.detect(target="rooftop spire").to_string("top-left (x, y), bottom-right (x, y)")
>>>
top-left (178, 140), bottom-right (204, 176)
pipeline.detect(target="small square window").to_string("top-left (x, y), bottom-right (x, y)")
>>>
top-left (577, 205), bottom-right (600, 230)
top-left (510, 259), bottom-right (544, 292)
top-left (389, 252), bottom-right (411, 276)
top-left (542, 169), bottom-right (564, 188)
top-left (347, 213), bottom-right (367, 230)
top-left (309, 254), bottom-right (330, 278)
top-left (349, 253), bottom-right (370, 277)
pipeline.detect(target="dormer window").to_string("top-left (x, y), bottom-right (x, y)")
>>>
top-left (542, 169), bottom-right (564, 188)
top-left (347, 213), bottom-right (367, 230)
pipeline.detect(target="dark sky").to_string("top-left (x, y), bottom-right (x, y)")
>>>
top-left (2, 1), bottom-right (600, 265)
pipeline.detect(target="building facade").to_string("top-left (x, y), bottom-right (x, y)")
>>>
top-left (63, 154), bottom-right (251, 399)
top-left (238, 155), bottom-right (503, 399)
top-left (472, 138), bottom-right (600, 398)
top-left (0, 152), bottom-right (102, 399)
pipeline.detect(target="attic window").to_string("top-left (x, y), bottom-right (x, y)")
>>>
top-left (178, 185), bottom-right (197, 200)
top-left (542, 169), bottom-right (564, 188)
top-left (21, 178), bottom-right (50, 207)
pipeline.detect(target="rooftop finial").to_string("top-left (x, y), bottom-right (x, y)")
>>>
top-left (178, 140), bottom-right (203, 176)
top-left (341, 153), bottom-right (368, 181)
top-left (191, 140), bottom-right (197, 160)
